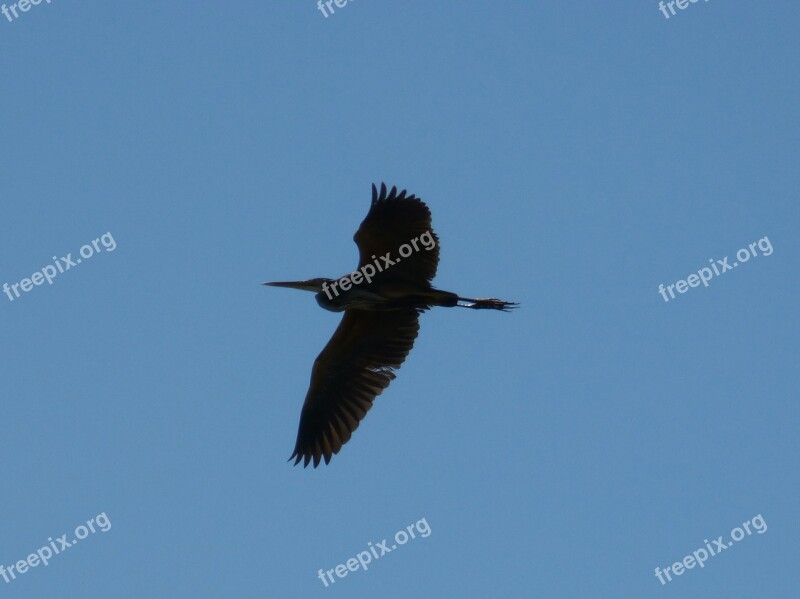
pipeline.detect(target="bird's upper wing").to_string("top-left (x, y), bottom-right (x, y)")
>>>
top-left (353, 183), bottom-right (441, 285)
top-left (290, 307), bottom-right (421, 467)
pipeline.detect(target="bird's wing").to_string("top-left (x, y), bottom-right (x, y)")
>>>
top-left (290, 308), bottom-right (421, 467)
top-left (353, 183), bottom-right (440, 285)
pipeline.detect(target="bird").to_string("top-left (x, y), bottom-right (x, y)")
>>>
top-left (264, 183), bottom-right (517, 468)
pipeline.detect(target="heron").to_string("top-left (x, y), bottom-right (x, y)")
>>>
top-left (265, 183), bottom-right (517, 468)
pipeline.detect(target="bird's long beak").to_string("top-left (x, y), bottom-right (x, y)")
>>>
top-left (262, 281), bottom-right (317, 291)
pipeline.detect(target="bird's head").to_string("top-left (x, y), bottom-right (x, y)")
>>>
top-left (262, 278), bottom-right (333, 293)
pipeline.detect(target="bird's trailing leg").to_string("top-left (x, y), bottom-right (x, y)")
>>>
top-left (421, 288), bottom-right (517, 311)
top-left (456, 297), bottom-right (518, 312)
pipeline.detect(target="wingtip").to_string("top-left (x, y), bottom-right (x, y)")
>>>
top-left (371, 182), bottom-right (414, 204)
top-left (289, 449), bottom-right (314, 468)
top-left (289, 446), bottom-right (336, 468)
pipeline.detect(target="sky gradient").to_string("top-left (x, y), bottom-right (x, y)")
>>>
top-left (1, 1), bottom-right (798, 597)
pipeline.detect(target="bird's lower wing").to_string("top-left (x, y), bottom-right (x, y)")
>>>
top-left (290, 308), bottom-right (421, 468)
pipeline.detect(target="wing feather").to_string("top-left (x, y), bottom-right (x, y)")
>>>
top-left (290, 308), bottom-right (421, 467)
top-left (353, 183), bottom-right (440, 285)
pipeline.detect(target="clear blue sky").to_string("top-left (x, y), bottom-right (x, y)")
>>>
top-left (1, 1), bottom-right (798, 597)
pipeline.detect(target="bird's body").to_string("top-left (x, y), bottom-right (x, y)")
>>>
top-left (265, 184), bottom-right (516, 467)
top-left (310, 279), bottom-right (459, 313)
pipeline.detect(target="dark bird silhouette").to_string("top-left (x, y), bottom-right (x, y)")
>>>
top-left (265, 183), bottom-right (517, 467)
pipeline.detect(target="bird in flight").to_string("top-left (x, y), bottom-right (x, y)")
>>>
top-left (265, 183), bottom-right (517, 468)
